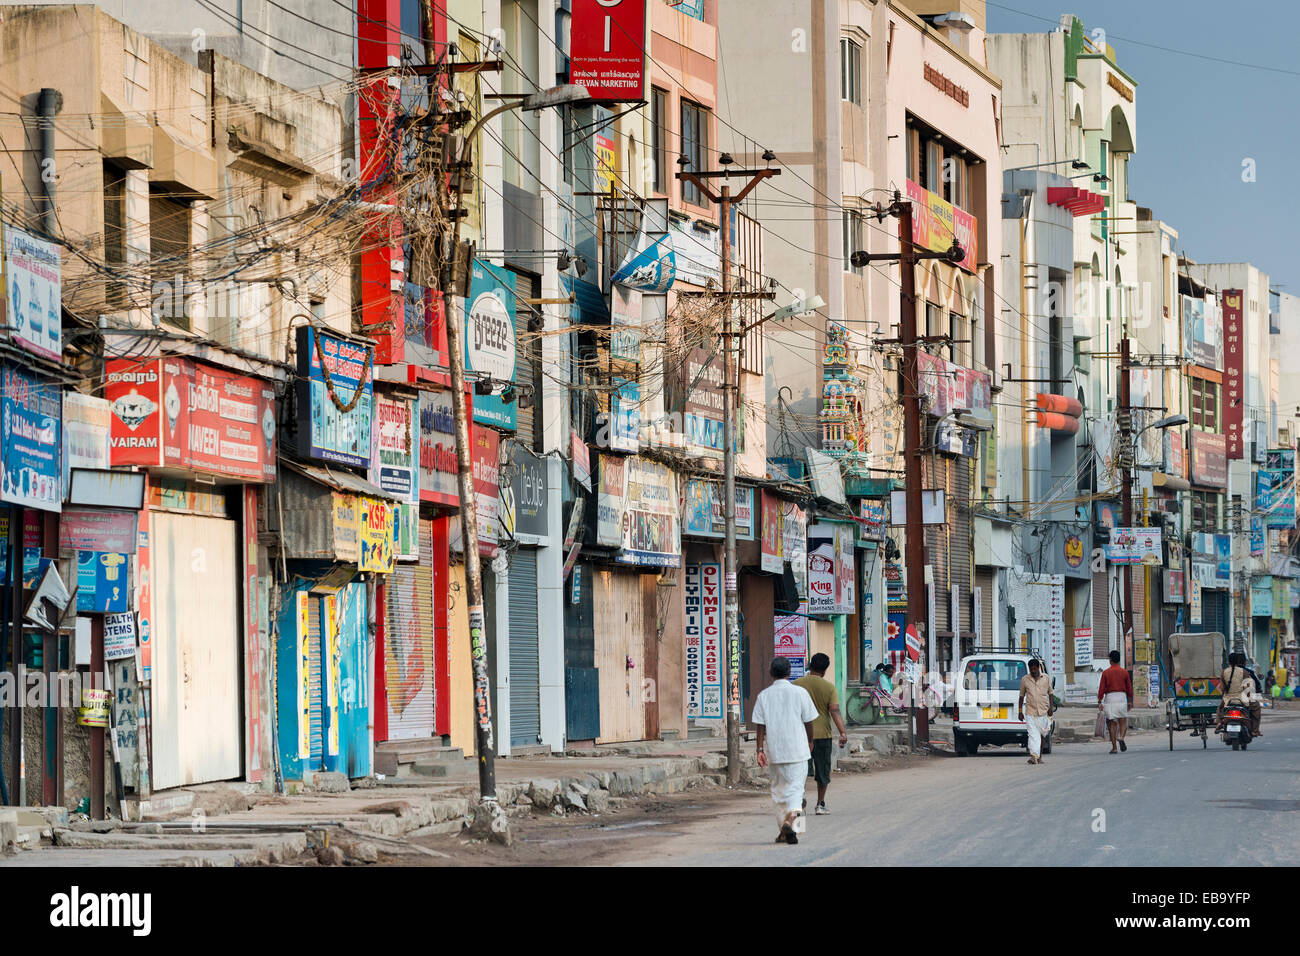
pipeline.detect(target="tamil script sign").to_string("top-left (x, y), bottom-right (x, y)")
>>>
top-left (569, 0), bottom-right (647, 101)
top-left (295, 326), bottom-right (372, 469)
top-left (1106, 527), bottom-right (1161, 565)
top-left (1221, 289), bottom-right (1245, 458)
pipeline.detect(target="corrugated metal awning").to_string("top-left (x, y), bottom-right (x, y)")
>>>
top-left (280, 457), bottom-right (400, 500)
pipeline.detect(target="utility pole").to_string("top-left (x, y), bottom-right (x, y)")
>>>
top-left (851, 192), bottom-right (964, 752)
top-left (677, 161), bottom-right (778, 786)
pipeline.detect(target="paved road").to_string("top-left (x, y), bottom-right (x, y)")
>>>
top-left (605, 710), bottom-right (1300, 866)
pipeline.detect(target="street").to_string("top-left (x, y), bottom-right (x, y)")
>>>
top-left (472, 711), bottom-right (1300, 867)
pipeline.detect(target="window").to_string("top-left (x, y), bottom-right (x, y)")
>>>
top-left (1192, 491), bottom-right (1221, 532)
top-left (650, 87), bottom-right (668, 193)
top-left (680, 99), bottom-right (709, 206)
top-left (103, 163), bottom-right (127, 310)
top-left (150, 188), bottom-right (191, 330)
top-left (1191, 377), bottom-right (1219, 431)
top-left (925, 140), bottom-right (944, 194)
top-left (842, 210), bottom-right (864, 274)
top-left (962, 659), bottom-right (1027, 692)
top-left (840, 37), bottom-right (862, 106)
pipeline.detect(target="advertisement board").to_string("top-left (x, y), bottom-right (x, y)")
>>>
top-left (3, 223), bottom-right (62, 361)
top-left (1256, 469), bottom-right (1295, 529)
top-left (760, 491), bottom-right (784, 574)
top-left (685, 562), bottom-right (723, 719)
top-left (596, 454), bottom-right (626, 548)
top-left (1183, 294), bottom-right (1221, 370)
top-left (501, 444), bottom-right (549, 543)
top-left (295, 326), bottom-right (373, 469)
top-left (1105, 527), bottom-right (1162, 565)
top-left (808, 538), bottom-right (837, 614)
top-left (904, 179), bottom-right (978, 272)
top-left (465, 260), bottom-right (517, 431)
top-left (63, 391), bottom-right (112, 490)
top-left (611, 286), bottom-right (641, 363)
top-left (2, 364), bottom-right (61, 511)
top-left (1221, 289), bottom-right (1245, 458)
top-left (1189, 429), bottom-right (1228, 489)
top-left (681, 347), bottom-right (724, 454)
top-left (417, 389), bottom-right (459, 506)
top-left (472, 426), bottom-right (500, 555)
top-left (569, 0), bottom-right (647, 101)
top-left (681, 478), bottom-right (754, 539)
top-left (858, 499), bottom-right (886, 542)
top-left (774, 604), bottom-right (808, 665)
top-left (615, 456), bottom-right (680, 567)
top-left (370, 395), bottom-right (416, 500)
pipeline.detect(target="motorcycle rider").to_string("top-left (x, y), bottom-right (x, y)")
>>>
top-left (1217, 652), bottom-right (1263, 737)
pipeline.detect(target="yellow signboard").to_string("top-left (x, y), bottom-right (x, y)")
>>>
top-left (595, 133), bottom-right (617, 194)
top-left (358, 497), bottom-right (395, 573)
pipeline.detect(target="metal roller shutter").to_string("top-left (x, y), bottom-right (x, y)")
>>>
top-left (1202, 590), bottom-right (1230, 640)
top-left (308, 597), bottom-right (324, 762)
top-left (976, 569), bottom-right (994, 649)
top-left (953, 459), bottom-right (972, 634)
top-left (508, 548), bottom-right (541, 746)
top-left (1093, 570), bottom-right (1113, 654)
top-left (383, 519), bottom-right (437, 739)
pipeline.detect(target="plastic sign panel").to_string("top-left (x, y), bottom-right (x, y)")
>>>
top-left (296, 326), bottom-right (373, 469)
top-left (569, 0), bottom-right (647, 102)
top-left (685, 562), bottom-right (722, 719)
top-left (1, 364), bottom-right (62, 512)
top-left (465, 260), bottom-right (518, 431)
top-left (3, 223), bottom-right (62, 361)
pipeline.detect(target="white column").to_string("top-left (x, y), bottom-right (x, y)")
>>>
top-left (539, 455), bottom-right (567, 751)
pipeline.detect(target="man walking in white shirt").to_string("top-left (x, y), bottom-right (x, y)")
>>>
top-left (753, 656), bottom-right (819, 845)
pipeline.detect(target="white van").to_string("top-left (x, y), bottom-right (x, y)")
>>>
top-left (952, 653), bottom-right (1051, 757)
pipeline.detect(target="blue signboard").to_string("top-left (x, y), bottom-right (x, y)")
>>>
top-left (1, 364), bottom-right (62, 512)
top-left (465, 260), bottom-right (517, 431)
top-left (76, 550), bottom-right (129, 613)
top-left (295, 326), bottom-right (373, 468)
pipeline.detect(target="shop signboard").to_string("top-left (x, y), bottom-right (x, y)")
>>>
top-left (1256, 468), bottom-right (1295, 529)
top-left (835, 524), bottom-right (856, 614)
top-left (358, 497), bottom-right (396, 574)
top-left (1189, 430), bottom-right (1228, 489)
top-left (472, 426), bottom-right (500, 556)
top-left (464, 260), bottom-right (517, 431)
top-left (569, 0), bottom-right (648, 101)
top-left (774, 604), bottom-right (808, 669)
top-left (295, 326), bottom-right (373, 468)
top-left (1, 364), bottom-right (62, 511)
top-left (370, 395), bottom-right (416, 500)
top-left (1183, 294), bottom-right (1221, 370)
top-left (107, 357), bottom-right (277, 481)
top-left (2, 223), bottom-right (62, 361)
top-left (103, 612), bottom-right (137, 661)
top-left (76, 550), bottom-right (129, 612)
top-left (904, 179), bottom-right (977, 272)
top-left (760, 491), bottom-right (784, 574)
top-left (59, 509), bottom-right (138, 553)
top-left (1221, 289), bottom-right (1245, 458)
top-left (685, 561), bottom-right (723, 719)
top-left (614, 456), bottom-right (680, 567)
top-left (783, 501), bottom-right (807, 598)
top-left (1073, 627), bottom-right (1093, 669)
top-left (417, 389), bottom-right (458, 507)
top-left (681, 347), bottom-right (724, 454)
top-left (859, 499), bottom-right (886, 542)
top-left (610, 285), bottom-right (641, 363)
top-left (609, 377), bottom-right (640, 452)
top-left (502, 444), bottom-right (549, 544)
top-left (681, 478), bottom-right (754, 539)
top-left (808, 537), bottom-right (837, 615)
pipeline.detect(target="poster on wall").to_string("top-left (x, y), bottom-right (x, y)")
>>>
top-left (464, 260), bottom-right (518, 432)
top-left (295, 326), bottom-right (373, 469)
top-left (3, 223), bottom-right (62, 361)
top-left (759, 491), bottom-right (784, 574)
top-left (685, 562), bottom-right (722, 719)
top-left (1, 364), bottom-right (62, 511)
top-left (774, 604), bottom-right (808, 678)
top-left (1073, 627), bottom-right (1093, 669)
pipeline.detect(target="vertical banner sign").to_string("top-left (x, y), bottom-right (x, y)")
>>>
top-left (1190, 579), bottom-right (1203, 627)
top-left (243, 487), bottom-right (263, 782)
top-left (698, 563), bottom-right (723, 719)
top-left (808, 536), bottom-right (837, 614)
top-left (973, 586), bottom-right (983, 647)
top-left (684, 563), bottom-right (704, 718)
top-left (759, 491), bottom-right (784, 573)
top-left (1221, 289), bottom-right (1245, 459)
top-left (568, 0), bottom-right (648, 101)
top-left (135, 475), bottom-right (152, 683)
top-left (297, 591), bottom-right (310, 759)
top-left (1, 364), bottom-right (62, 511)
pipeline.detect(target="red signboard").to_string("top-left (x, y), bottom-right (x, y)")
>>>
top-left (106, 357), bottom-right (277, 482)
top-left (59, 509), bottom-right (139, 553)
top-left (1189, 429), bottom-right (1228, 489)
top-left (569, 0), bottom-right (647, 101)
top-left (1221, 289), bottom-right (1245, 459)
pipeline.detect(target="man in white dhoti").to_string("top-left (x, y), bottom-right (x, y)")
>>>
top-left (753, 656), bottom-right (819, 845)
top-left (1017, 657), bottom-right (1055, 765)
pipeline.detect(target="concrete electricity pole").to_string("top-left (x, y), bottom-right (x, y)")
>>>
top-left (850, 191), bottom-right (964, 753)
top-left (677, 160), bottom-right (778, 786)
top-left (439, 82), bottom-right (592, 802)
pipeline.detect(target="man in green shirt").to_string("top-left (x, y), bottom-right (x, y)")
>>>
top-left (794, 653), bottom-right (849, 814)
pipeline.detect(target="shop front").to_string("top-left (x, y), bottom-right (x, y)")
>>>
top-left (104, 353), bottom-right (278, 793)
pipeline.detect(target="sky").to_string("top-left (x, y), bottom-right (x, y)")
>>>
top-left (985, 0), bottom-right (1297, 297)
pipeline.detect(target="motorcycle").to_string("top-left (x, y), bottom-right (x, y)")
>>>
top-left (1219, 702), bottom-right (1253, 751)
